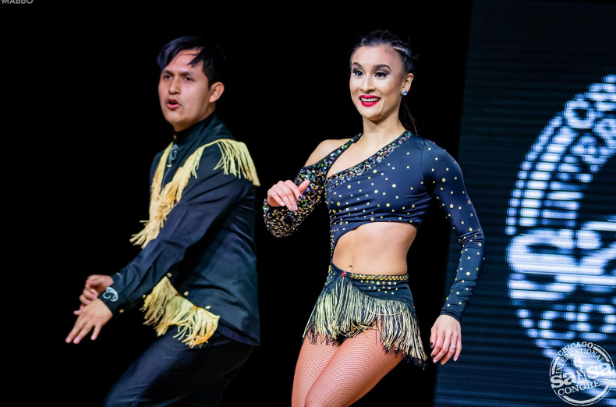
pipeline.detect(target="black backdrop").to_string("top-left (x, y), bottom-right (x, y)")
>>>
top-left (5, 1), bottom-right (607, 406)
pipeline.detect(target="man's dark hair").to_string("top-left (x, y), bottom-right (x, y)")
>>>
top-left (157, 36), bottom-right (227, 85)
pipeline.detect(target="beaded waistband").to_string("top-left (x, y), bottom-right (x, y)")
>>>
top-left (329, 264), bottom-right (409, 282)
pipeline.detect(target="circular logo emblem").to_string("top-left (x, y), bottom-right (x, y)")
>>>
top-left (550, 341), bottom-right (615, 405)
top-left (505, 75), bottom-right (615, 400)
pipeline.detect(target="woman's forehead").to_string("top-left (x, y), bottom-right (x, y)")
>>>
top-left (351, 45), bottom-right (401, 66)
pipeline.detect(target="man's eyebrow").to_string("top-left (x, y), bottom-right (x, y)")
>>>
top-left (161, 68), bottom-right (196, 76)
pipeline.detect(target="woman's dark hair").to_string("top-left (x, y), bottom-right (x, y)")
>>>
top-left (351, 30), bottom-right (419, 134)
top-left (156, 36), bottom-right (227, 85)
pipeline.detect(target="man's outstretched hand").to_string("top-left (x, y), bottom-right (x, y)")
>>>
top-left (66, 298), bottom-right (112, 344)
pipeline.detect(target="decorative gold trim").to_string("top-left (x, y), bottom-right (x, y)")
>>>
top-left (141, 277), bottom-right (220, 347)
top-left (130, 139), bottom-right (259, 249)
top-left (304, 274), bottom-right (427, 366)
top-left (346, 271), bottom-right (409, 282)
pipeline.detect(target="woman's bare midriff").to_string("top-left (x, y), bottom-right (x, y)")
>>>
top-left (331, 222), bottom-right (417, 275)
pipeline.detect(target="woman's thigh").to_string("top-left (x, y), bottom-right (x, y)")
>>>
top-left (292, 334), bottom-right (339, 407)
top-left (304, 329), bottom-right (404, 407)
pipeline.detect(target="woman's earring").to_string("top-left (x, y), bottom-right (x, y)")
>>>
top-left (402, 90), bottom-right (408, 96)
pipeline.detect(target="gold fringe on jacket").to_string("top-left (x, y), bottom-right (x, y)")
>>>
top-left (130, 138), bottom-right (258, 346)
top-left (130, 139), bottom-right (260, 249)
top-left (141, 277), bottom-right (220, 347)
top-left (303, 275), bottom-right (428, 368)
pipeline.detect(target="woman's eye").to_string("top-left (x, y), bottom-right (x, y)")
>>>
top-left (352, 69), bottom-right (363, 77)
top-left (375, 71), bottom-right (387, 78)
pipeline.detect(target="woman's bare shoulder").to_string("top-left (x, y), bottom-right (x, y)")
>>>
top-left (304, 138), bottom-right (352, 166)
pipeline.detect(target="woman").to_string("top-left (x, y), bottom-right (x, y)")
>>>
top-left (263, 30), bottom-right (485, 406)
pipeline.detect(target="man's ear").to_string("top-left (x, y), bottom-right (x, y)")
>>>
top-left (208, 82), bottom-right (225, 103)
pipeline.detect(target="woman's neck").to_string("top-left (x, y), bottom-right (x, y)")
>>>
top-left (359, 117), bottom-right (406, 148)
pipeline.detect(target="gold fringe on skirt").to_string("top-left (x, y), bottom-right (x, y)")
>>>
top-left (303, 274), bottom-right (428, 368)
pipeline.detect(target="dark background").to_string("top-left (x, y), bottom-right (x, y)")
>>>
top-left (435, 1), bottom-right (616, 406)
top-left (3, 1), bottom-right (611, 406)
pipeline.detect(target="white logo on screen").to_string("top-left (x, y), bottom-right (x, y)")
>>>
top-left (550, 341), bottom-right (615, 406)
top-left (506, 75), bottom-right (615, 399)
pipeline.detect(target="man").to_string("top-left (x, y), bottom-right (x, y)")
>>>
top-left (66, 36), bottom-right (260, 406)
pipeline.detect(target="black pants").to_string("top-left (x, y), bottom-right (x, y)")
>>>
top-left (103, 328), bottom-right (255, 407)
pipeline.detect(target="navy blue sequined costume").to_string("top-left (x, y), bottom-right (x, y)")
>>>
top-left (264, 130), bottom-right (485, 366)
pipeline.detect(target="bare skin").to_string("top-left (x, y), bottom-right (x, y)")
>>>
top-left (65, 274), bottom-right (113, 343)
top-left (267, 45), bottom-right (461, 368)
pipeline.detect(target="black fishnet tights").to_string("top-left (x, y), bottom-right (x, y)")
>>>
top-left (291, 329), bottom-right (404, 407)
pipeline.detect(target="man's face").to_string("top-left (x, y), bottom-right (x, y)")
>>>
top-left (158, 49), bottom-right (220, 132)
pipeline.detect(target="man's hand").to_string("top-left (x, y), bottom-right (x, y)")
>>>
top-left (76, 274), bottom-right (114, 314)
top-left (66, 298), bottom-right (112, 344)
top-left (80, 274), bottom-right (113, 305)
top-left (430, 314), bottom-right (462, 365)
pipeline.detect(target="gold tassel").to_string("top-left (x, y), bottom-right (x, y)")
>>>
top-left (210, 139), bottom-right (260, 186)
top-left (304, 277), bottom-right (428, 366)
top-left (130, 139), bottom-right (259, 249)
top-left (141, 277), bottom-right (220, 347)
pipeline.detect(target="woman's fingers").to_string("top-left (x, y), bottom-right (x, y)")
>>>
top-left (430, 325), bottom-right (437, 350)
top-left (267, 179), bottom-right (310, 211)
top-left (297, 179), bottom-right (311, 195)
top-left (454, 337), bottom-right (462, 361)
top-left (276, 181), bottom-right (300, 210)
top-left (283, 180), bottom-right (305, 201)
top-left (275, 182), bottom-right (296, 209)
top-left (433, 331), bottom-right (451, 363)
top-left (440, 332), bottom-right (458, 365)
top-left (267, 189), bottom-right (286, 207)
top-left (431, 332), bottom-right (444, 360)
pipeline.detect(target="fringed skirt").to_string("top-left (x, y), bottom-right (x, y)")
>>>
top-left (303, 263), bottom-right (428, 369)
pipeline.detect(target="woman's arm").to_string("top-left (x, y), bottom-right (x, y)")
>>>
top-left (263, 139), bottom-right (349, 237)
top-left (421, 139), bottom-right (486, 364)
top-left (422, 140), bottom-right (485, 321)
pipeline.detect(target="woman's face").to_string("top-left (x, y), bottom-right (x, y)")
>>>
top-left (349, 45), bottom-right (413, 124)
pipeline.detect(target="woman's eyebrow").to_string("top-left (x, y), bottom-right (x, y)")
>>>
top-left (351, 62), bottom-right (392, 70)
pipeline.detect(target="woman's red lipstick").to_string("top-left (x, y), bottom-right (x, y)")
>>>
top-left (360, 95), bottom-right (380, 107)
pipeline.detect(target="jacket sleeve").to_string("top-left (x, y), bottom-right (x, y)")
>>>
top-left (99, 145), bottom-right (251, 315)
top-left (421, 140), bottom-right (485, 322)
top-left (262, 164), bottom-right (325, 238)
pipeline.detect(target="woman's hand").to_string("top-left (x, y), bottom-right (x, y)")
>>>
top-left (430, 314), bottom-right (461, 365)
top-left (267, 179), bottom-right (310, 210)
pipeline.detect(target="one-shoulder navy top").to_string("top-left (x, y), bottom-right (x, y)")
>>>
top-left (264, 131), bottom-right (485, 322)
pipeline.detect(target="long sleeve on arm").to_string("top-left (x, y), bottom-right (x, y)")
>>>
top-left (263, 164), bottom-right (325, 238)
top-left (100, 146), bottom-right (249, 315)
top-left (422, 140), bottom-right (485, 322)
